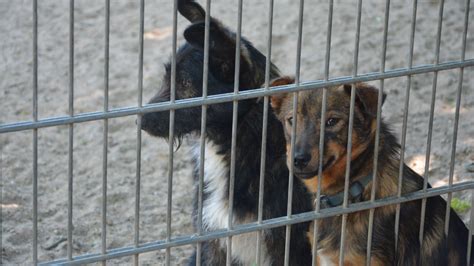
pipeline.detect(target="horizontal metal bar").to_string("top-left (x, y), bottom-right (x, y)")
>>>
top-left (1, 59), bottom-right (473, 134)
top-left (40, 181), bottom-right (474, 265)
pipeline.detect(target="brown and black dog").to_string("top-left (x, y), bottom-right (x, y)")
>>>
top-left (269, 77), bottom-right (472, 265)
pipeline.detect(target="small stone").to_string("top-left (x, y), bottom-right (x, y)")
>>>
top-left (465, 163), bottom-right (474, 173)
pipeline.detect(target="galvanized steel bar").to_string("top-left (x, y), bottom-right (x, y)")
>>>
top-left (423, 0), bottom-right (444, 237)
top-left (195, 119), bottom-right (207, 265)
top-left (444, 0), bottom-right (470, 238)
top-left (226, 0), bottom-right (243, 264)
top-left (398, 1), bottom-right (428, 248)
top-left (394, 0), bottom-right (417, 251)
top-left (256, 0), bottom-right (274, 264)
top-left (101, 0), bottom-right (111, 264)
top-left (134, 0), bottom-right (145, 265)
top-left (195, 108), bottom-right (206, 266)
top-left (1, 60), bottom-right (473, 135)
top-left (165, 50), bottom-right (175, 264)
top-left (285, 90), bottom-right (298, 266)
top-left (32, 0), bottom-right (38, 263)
top-left (67, 0), bottom-right (75, 260)
top-left (165, 0), bottom-right (179, 264)
top-left (284, 0), bottom-right (304, 265)
top-left (312, 89), bottom-right (327, 266)
top-left (366, 1), bottom-right (390, 264)
top-left (340, 0), bottom-right (362, 264)
top-left (419, 0), bottom-right (444, 251)
top-left (196, 0), bottom-right (212, 264)
top-left (196, 116), bottom-right (207, 266)
top-left (195, 103), bottom-right (206, 265)
top-left (40, 181), bottom-right (474, 266)
top-left (311, 1), bottom-right (333, 264)
top-left (133, 107), bottom-right (142, 265)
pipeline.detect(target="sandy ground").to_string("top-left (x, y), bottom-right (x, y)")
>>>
top-left (1, 0), bottom-right (473, 264)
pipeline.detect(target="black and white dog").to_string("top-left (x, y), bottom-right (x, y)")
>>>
top-left (141, 1), bottom-right (312, 264)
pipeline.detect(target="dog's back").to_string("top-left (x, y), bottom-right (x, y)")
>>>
top-left (397, 166), bottom-right (471, 265)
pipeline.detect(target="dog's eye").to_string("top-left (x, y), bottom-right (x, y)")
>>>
top-left (287, 116), bottom-right (293, 126)
top-left (326, 118), bottom-right (339, 127)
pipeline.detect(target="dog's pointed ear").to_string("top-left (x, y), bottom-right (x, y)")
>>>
top-left (184, 21), bottom-right (233, 53)
top-left (184, 21), bottom-right (253, 83)
top-left (270, 76), bottom-right (295, 114)
top-left (178, 0), bottom-right (205, 23)
top-left (343, 83), bottom-right (386, 118)
top-left (183, 21), bottom-right (249, 62)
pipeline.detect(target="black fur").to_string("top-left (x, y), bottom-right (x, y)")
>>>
top-left (142, 1), bottom-right (313, 265)
top-left (315, 122), bottom-right (472, 265)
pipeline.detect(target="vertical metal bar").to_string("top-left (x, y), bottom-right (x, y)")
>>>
top-left (226, 0), bottom-right (243, 265)
top-left (394, 0), bottom-right (417, 252)
top-left (256, 0), bottom-right (274, 264)
top-left (165, 46), bottom-right (175, 266)
top-left (404, 0), bottom-right (422, 249)
top-left (468, 189), bottom-right (474, 266)
top-left (67, 0), bottom-right (75, 260)
top-left (134, 0), bottom-right (145, 265)
top-left (32, 0), bottom-right (38, 264)
top-left (420, 0), bottom-right (442, 235)
top-left (339, 0), bottom-right (362, 264)
top-left (196, 1), bottom-right (211, 264)
top-left (283, 1), bottom-right (304, 265)
top-left (312, 91), bottom-right (327, 266)
top-left (366, 1), bottom-right (390, 265)
top-left (101, 0), bottom-right (110, 265)
top-left (412, 0), bottom-right (449, 254)
top-left (445, 0), bottom-right (470, 239)
top-left (195, 108), bottom-right (206, 265)
top-left (312, 102), bottom-right (327, 264)
top-left (165, 0), bottom-right (179, 265)
top-left (311, 1), bottom-right (333, 265)
top-left (195, 100), bottom-right (206, 265)
top-left (284, 92), bottom-right (297, 266)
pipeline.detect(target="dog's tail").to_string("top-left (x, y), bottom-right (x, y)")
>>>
top-left (178, 0), bottom-right (206, 23)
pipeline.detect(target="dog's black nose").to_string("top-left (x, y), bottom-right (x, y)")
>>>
top-left (294, 152), bottom-right (311, 169)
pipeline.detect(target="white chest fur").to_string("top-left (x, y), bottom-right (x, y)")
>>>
top-left (192, 141), bottom-right (271, 265)
top-left (317, 249), bottom-right (334, 266)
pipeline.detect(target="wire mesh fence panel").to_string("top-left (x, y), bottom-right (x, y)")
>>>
top-left (0, 0), bottom-right (473, 265)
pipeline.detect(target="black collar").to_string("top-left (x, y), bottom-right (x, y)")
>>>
top-left (316, 173), bottom-right (373, 209)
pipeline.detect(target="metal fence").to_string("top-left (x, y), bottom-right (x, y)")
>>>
top-left (1, 0), bottom-right (473, 265)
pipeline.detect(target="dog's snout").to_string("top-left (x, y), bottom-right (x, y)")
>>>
top-left (294, 152), bottom-right (311, 169)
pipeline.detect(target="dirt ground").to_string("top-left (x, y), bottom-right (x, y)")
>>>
top-left (1, 0), bottom-right (473, 265)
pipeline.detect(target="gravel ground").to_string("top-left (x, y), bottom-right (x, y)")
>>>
top-left (1, 0), bottom-right (473, 264)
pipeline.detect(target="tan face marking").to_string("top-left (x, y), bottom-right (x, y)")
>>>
top-left (270, 80), bottom-right (383, 195)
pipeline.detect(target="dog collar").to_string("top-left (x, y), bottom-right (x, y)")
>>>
top-left (316, 172), bottom-right (373, 209)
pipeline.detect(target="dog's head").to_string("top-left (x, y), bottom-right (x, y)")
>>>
top-left (270, 77), bottom-right (386, 184)
top-left (141, 0), bottom-right (279, 141)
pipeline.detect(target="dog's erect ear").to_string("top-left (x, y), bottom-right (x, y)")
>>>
top-left (184, 21), bottom-right (235, 54)
top-left (270, 76), bottom-right (295, 114)
top-left (343, 83), bottom-right (386, 118)
top-left (178, 0), bottom-right (205, 23)
top-left (184, 21), bottom-right (253, 83)
top-left (184, 21), bottom-right (250, 62)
